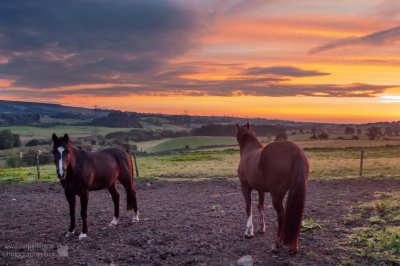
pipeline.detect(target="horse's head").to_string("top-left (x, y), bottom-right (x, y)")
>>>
top-left (236, 122), bottom-right (250, 140)
top-left (52, 133), bottom-right (72, 180)
top-left (236, 122), bottom-right (254, 144)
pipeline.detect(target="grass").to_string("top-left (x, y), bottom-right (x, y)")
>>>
top-left (0, 125), bottom-right (134, 142)
top-left (39, 115), bottom-right (92, 125)
top-left (2, 143), bottom-right (400, 184)
top-left (145, 136), bottom-right (237, 153)
top-left (136, 150), bottom-right (238, 180)
top-left (1, 136), bottom-right (400, 184)
top-left (345, 192), bottom-right (400, 264)
top-left (301, 217), bottom-right (322, 232)
top-left (0, 165), bottom-right (56, 184)
top-left (306, 146), bottom-right (400, 179)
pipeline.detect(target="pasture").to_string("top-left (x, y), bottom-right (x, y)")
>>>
top-left (0, 132), bottom-right (399, 265)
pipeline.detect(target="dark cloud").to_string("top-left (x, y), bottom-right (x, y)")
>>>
top-left (0, 0), bottom-right (202, 87)
top-left (244, 66), bottom-right (330, 77)
top-left (309, 25), bottom-right (400, 54)
top-left (2, 74), bottom-right (393, 98)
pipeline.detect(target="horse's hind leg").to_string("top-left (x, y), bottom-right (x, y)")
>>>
top-left (257, 191), bottom-right (266, 234)
top-left (271, 193), bottom-right (285, 252)
top-left (79, 189), bottom-right (89, 240)
top-left (108, 183), bottom-right (120, 226)
top-left (241, 182), bottom-right (254, 238)
top-left (119, 175), bottom-right (139, 223)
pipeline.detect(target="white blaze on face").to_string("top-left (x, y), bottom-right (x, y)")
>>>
top-left (57, 146), bottom-right (65, 177)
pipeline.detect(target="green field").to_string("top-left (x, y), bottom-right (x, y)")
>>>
top-left (0, 125), bottom-right (134, 142)
top-left (144, 136), bottom-right (237, 153)
top-left (1, 142), bottom-right (400, 184)
top-left (1, 125), bottom-right (400, 184)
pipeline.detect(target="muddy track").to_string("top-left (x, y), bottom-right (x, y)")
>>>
top-left (0, 178), bottom-right (399, 265)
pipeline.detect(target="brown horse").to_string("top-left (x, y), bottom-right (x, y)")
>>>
top-left (52, 133), bottom-right (139, 240)
top-left (236, 123), bottom-right (309, 253)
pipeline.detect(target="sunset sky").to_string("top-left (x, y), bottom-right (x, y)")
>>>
top-left (0, 0), bottom-right (400, 123)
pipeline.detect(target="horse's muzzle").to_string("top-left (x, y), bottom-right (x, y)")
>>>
top-left (57, 170), bottom-right (67, 180)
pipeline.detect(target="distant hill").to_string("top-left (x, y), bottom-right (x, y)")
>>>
top-left (0, 100), bottom-right (89, 115)
top-left (0, 99), bottom-right (397, 129)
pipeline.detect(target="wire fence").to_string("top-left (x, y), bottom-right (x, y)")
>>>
top-left (0, 151), bottom-right (140, 179)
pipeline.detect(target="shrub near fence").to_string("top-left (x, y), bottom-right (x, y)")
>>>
top-left (4, 151), bottom-right (53, 168)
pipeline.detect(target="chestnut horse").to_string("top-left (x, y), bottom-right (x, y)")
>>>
top-left (52, 133), bottom-right (139, 240)
top-left (236, 123), bottom-right (309, 253)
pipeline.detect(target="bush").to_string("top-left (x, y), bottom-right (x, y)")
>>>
top-left (318, 132), bottom-right (329, 139)
top-left (25, 138), bottom-right (49, 147)
top-left (21, 150), bottom-right (53, 166)
top-left (275, 131), bottom-right (288, 141)
top-left (6, 156), bottom-right (24, 168)
top-left (0, 130), bottom-right (21, 149)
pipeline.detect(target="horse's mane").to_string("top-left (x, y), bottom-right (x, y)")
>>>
top-left (238, 128), bottom-right (263, 147)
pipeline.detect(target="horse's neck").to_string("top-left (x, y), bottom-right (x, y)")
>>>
top-left (70, 146), bottom-right (85, 169)
top-left (240, 135), bottom-right (263, 153)
top-left (66, 147), bottom-right (86, 179)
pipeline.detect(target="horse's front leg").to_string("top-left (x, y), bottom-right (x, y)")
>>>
top-left (79, 189), bottom-right (89, 240)
top-left (64, 190), bottom-right (76, 237)
top-left (241, 182), bottom-right (254, 238)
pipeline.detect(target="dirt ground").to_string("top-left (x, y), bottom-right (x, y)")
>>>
top-left (0, 178), bottom-right (399, 265)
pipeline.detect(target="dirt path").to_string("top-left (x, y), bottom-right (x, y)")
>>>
top-left (0, 178), bottom-right (399, 265)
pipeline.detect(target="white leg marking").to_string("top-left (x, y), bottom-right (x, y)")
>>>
top-left (79, 233), bottom-right (87, 240)
top-left (245, 215), bottom-right (254, 237)
top-left (57, 147), bottom-right (65, 176)
top-left (109, 216), bottom-right (118, 226)
top-left (132, 211), bottom-right (139, 222)
top-left (65, 230), bottom-right (74, 237)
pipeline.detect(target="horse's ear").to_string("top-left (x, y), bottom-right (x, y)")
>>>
top-left (246, 122), bottom-right (250, 129)
top-left (64, 133), bottom-right (70, 143)
top-left (236, 123), bottom-right (240, 131)
top-left (52, 133), bottom-right (58, 143)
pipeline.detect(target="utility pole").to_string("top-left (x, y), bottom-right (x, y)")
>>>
top-left (184, 109), bottom-right (190, 128)
top-left (93, 104), bottom-right (98, 137)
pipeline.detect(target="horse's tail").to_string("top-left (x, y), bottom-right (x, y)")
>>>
top-left (126, 149), bottom-right (134, 181)
top-left (283, 152), bottom-right (308, 246)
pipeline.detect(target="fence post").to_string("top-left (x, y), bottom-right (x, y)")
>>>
top-left (359, 150), bottom-right (364, 177)
top-left (133, 152), bottom-right (139, 177)
top-left (36, 151), bottom-right (41, 180)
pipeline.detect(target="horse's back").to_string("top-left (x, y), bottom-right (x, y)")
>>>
top-left (92, 147), bottom-right (133, 179)
top-left (260, 140), bottom-right (305, 170)
top-left (256, 141), bottom-right (307, 192)
top-left (96, 147), bottom-right (130, 162)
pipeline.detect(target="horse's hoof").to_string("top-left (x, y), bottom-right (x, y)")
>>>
top-left (109, 216), bottom-right (119, 226)
top-left (257, 229), bottom-right (266, 234)
top-left (243, 232), bottom-right (254, 238)
top-left (65, 230), bottom-right (74, 238)
top-left (271, 244), bottom-right (281, 253)
top-left (271, 242), bottom-right (283, 253)
top-left (132, 211), bottom-right (139, 223)
top-left (79, 233), bottom-right (87, 240)
top-left (288, 248), bottom-right (299, 255)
